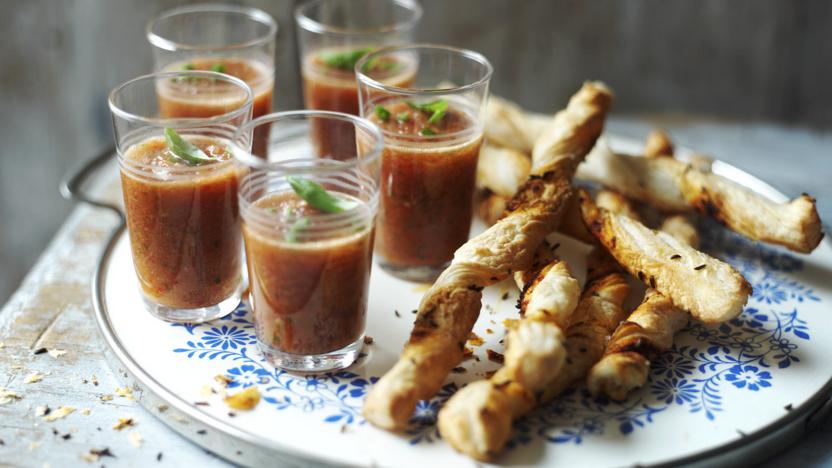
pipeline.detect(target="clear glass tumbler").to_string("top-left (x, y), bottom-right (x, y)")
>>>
top-left (147, 4), bottom-right (277, 119)
top-left (356, 44), bottom-right (492, 282)
top-left (234, 111), bottom-right (383, 372)
top-left (109, 71), bottom-right (253, 323)
top-left (295, 0), bottom-right (421, 156)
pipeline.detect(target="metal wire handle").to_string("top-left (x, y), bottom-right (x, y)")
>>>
top-left (59, 146), bottom-right (125, 224)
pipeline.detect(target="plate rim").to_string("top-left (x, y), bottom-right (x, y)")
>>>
top-left (90, 136), bottom-right (832, 467)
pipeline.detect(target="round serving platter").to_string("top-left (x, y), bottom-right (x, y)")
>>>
top-left (88, 135), bottom-right (832, 467)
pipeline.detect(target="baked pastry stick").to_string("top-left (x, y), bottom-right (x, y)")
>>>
top-left (644, 129), bottom-right (674, 157)
top-left (485, 95), bottom-right (552, 153)
top-left (476, 143), bottom-right (531, 198)
top-left (585, 133), bottom-right (702, 400)
top-left (437, 248), bottom-right (581, 460)
top-left (587, 214), bottom-right (698, 400)
top-left (538, 252), bottom-right (631, 402)
top-left (578, 188), bottom-right (751, 324)
top-left (476, 190), bottom-right (509, 226)
top-left (363, 82), bottom-right (614, 431)
top-left (436, 189), bottom-right (635, 459)
top-left (576, 143), bottom-right (823, 253)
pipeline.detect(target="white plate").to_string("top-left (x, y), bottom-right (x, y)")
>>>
top-left (93, 135), bottom-right (832, 467)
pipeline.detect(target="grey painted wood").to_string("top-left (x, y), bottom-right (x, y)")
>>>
top-left (1, 0), bottom-right (831, 335)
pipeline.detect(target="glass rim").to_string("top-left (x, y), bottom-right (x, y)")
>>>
top-left (354, 43), bottom-right (493, 97)
top-left (294, 0), bottom-right (422, 36)
top-left (146, 3), bottom-right (278, 52)
top-left (232, 110), bottom-right (385, 172)
top-left (108, 71), bottom-right (255, 127)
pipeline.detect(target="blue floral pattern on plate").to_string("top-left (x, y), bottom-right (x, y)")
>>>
top-left (170, 220), bottom-right (818, 448)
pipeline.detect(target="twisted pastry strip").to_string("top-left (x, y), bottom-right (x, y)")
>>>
top-left (587, 217), bottom-right (698, 401)
top-left (578, 188), bottom-right (751, 324)
top-left (437, 251), bottom-right (580, 460)
top-left (363, 82), bottom-right (614, 430)
top-left (539, 251), bottom-right (631, 402)
top-left (587, 134), bottom-right (701, 400)
top-left (476, 143), bottom-right (531, 198)
top-left (475, 189), bottom-right (509, 226)
top-left (576, 142), bottom-right (823, 253)
top-left (485, 95), bottom-right (552, 153)
top-left (644, 129), bottom-right (674, 157)
top-left (436, 190), bottom-right (634, 459)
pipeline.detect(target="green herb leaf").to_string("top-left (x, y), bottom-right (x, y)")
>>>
top-left (396, 112), bottom-right (410, 123)
top-left (420, 127), bottom-right (436, 136)
top-left (286, 217), bottom-right (310, 243)
top-left (375, 105), bottom-right (391, 122)
top-left (286, 176), bottom-right (355, 213)
top-left (164, 128), bottom-right (213, 165)
top-left (321, 47), bottom-right (373, 71)
top-left (182, 63), bottom-right (195, 70)
top-left (211, 63), bottom-right (226, 73)
top-left (406, 99), bottom-right (448, 125)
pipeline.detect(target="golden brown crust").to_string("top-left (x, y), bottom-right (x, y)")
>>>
top-left (576, 145), bottom-right (824, 252)
top-left (559, 193), bottom-right (597, 244)
top-left (540, 267), bottom-right (631, 402)
top-left (475, 143), bottom-right (531, 198)
top-left (578, 188), bottom-right (751, 324)
top-left (595, 189), bottom-right (641, 221)
top-left (586, 290), bottom-right (686, 400)
top-left (644, 129), bottom-right (674, 158)
top-left (438, 260), bottom-right (580, 460)
top-left (587, 136), bottom-right (701, 401)
top-left (660, 215), bottom-right (700, 249)
top-left (680, 170), bottom-right (823, 253)
top-left (484, 95), bottom-right (552, 153)
top-left (475, 190), bottom-right (509, 226)
top-left (363, 82), bottom-right (614, 431)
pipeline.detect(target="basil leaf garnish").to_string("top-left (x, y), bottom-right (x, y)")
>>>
top-left (164, 128), bottom-right (213, 165)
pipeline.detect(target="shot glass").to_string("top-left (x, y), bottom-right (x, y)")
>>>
top-left (295, 0), bottom-right (421, 156)
top-left (234, 111), bottom-right (383, 372)
top-left (147, 4), bottom-right (277, 119)
top-left (356, 44), bottom-right (492, 282)
top-left (109, 71), bottom-right (253, 323)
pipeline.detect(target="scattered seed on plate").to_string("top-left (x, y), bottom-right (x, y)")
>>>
top-left (33, 347), bottom-right (48, 355)
top-left (363, 336), bottom-right (374, 345)
top-left (486, 349), bottom-right (505, 364)
top-left (502, 318), bottom-right (519, 330)
top-left (43, 406), bottom-right (75, 422)
top-left (0, 389), bottom-right (22, 405)
top-left (467, 332), bottom-right (485, 347)
top-left (214, 375), bottom-right (232, 386)
top-left (35, 405), bottom-right (51, 417)
top-left (224, 386), bottom-right (261, 411)
top-left (112, 417), bottom-right (134, 431)
top-left (114, 386), bottom-right (134, 400)
top-left (24, 372), bottom-right (45, 384)
top-left (80, 408), bottom-right (91, 416)
top-left (100, 394), bottom-right (113, 402)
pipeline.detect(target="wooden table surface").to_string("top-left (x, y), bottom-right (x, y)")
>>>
top-left (1, 117), bottom-right (830, 467)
